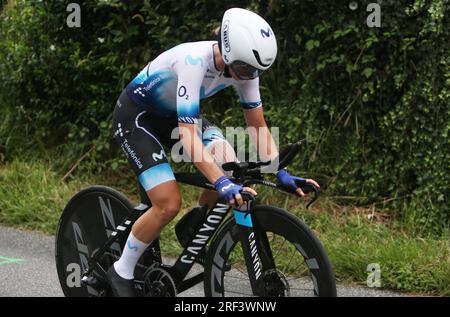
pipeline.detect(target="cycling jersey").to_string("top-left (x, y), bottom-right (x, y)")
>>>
top-left (115, 41), bottom-right (262, 192)
top-left (125, 41), bottom-right (262, 124)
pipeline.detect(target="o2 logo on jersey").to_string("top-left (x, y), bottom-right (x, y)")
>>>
top-left (178, 86), bottom-right (189, 100)
top-left (261, 28), bottom-right (272, 38)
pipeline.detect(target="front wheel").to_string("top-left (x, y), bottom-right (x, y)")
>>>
top-left (204, 205), bottom-right (337, 297)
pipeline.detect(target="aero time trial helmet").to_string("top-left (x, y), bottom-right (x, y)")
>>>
top-left (219, 8), bottom-right (277, 80)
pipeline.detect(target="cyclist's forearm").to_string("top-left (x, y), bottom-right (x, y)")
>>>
top-left (253, 125), bottom-right (279, 161)
top-left (193, 157), bottom-right (224, 184)
top-left (178, 123), bottom-right (224, 183)
top-left (244, 109), bottom-right (279, 161)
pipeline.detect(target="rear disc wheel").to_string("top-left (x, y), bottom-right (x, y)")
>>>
top-left (55, 186), bottom-right (134, 297)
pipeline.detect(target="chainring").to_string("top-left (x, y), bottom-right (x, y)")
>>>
top-left (143, 264), bottom-right (177, 297)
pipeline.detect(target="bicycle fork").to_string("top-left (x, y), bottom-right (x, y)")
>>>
top-left (233, 195), bottom-right (276, 296)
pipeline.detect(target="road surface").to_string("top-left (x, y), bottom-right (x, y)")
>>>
top-left (0, 225), bottom-right (413, 297)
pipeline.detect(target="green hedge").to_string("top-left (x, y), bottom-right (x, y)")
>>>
top-left (0, 0), bottom-right (448, 233)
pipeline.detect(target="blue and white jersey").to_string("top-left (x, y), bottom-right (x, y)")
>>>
top-left (125, 41), bottom-right (262, 124)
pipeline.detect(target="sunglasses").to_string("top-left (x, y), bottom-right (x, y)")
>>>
top-left (229, 61), bottom-right (264, 80)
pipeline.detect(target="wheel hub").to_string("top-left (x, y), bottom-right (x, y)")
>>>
top-left (260, 269), bottom-right (290, 297)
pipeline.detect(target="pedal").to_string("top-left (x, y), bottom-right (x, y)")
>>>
top-left (81, 275), bottom-right (98, 286)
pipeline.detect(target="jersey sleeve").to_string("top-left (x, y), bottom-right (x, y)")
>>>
top-left (233, 77), bottom-right (262, 110)
top-left (173, 53), bottom-right (207, 124)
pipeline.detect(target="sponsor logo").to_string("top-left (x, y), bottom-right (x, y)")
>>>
top-left (248, 232), bottom-right (262, 280)
top-left (181, 204), bottom-right (228, 264)
top-left (222, 20), bottom-right (231, 53)
top-left (260, 28), bottom-right (272, 38)
top-left (211, 232), bottom-right (234, 295)
top-left (185, 55), bottom-right (204, 67)
top-left (114, 123), bottom-right (123, 137)
top-left (127, 240), bottom-right (138, 252)
top-left (178, 86), bottom-right (187, 97)
top-left (221, 183), bottom-right (234, 192)
top-left (133, 87), bottom-right (145, 97)
top-left (71, 222), bottom-right (99, 295)
top-left (144, 76), bottom-right (161, 91)
top-left (152, 149), bottom-right (166, 161)
top-left (121, 139), bottom-right (143, 169)
top-left (99, 197), bottom-right (122, 257)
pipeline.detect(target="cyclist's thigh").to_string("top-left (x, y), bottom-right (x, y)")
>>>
top-left (112, 91), bottom-right (177, 194)
top-left (200, 116), bottom-right (237, 166)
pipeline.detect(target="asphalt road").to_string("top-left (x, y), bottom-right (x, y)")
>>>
top-left (0, 225), bottom-right (412, 297)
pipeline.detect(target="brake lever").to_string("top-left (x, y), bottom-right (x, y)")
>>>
top-left (302, 184), bottom-right (320, 209)
top-left (290, 179), bottom-right (320, 209)
top-left (240, 191), bottom-right (257, 203)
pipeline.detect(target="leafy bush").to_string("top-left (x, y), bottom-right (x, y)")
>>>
top-left (0, 0), bottom-right (448, 233)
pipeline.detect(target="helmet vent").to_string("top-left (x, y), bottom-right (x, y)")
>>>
top-left (252, 50), bottom-right (271, 67)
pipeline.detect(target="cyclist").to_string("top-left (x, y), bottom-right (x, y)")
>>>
top-left (108, 8), bottom-right (320, 296)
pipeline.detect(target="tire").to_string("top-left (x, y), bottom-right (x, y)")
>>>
top-left (55, 186), bottom-right (134, 297)
top-left (204, 205), bottom-right (337, 297)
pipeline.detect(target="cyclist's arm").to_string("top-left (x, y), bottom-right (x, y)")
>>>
top-left (243, 106), bottom-right (279, 162)
top-left (234, 78), bottom-right (279, 162)
top-left (174, 54), bottom-right (224, 184)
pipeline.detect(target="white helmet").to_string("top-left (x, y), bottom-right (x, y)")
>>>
top-left (219, 8), bottom-right (277, 79)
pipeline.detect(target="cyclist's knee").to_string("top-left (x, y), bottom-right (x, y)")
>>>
top-left (203, 131), bottom-right (237, 177)
top-left (147, 183), bottom-right (182, 224)
top-left (154, 197), bottom-right (181, 224)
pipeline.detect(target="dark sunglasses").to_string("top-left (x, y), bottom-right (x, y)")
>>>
top-left (229, 61), bottom-right (264, 80)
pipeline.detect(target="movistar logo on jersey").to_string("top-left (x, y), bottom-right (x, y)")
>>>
top-left (185, 55), bottom-right (204, 67)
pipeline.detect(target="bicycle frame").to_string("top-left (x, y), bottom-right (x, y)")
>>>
top-left (81, 173), bottom-right (280, 296)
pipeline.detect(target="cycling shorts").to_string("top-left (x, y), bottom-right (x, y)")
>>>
top-left (112, 90), bottom-right (227, 192)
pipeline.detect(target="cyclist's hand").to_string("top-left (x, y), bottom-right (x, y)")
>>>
top-left (214, 176), bottom-right (243, 205)
top-left (234, 186), bottom-right (257, 207)
top-left (214, 176), bottom-right (257, 206)
top-left (276, 169), bottom-right (320, 197)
